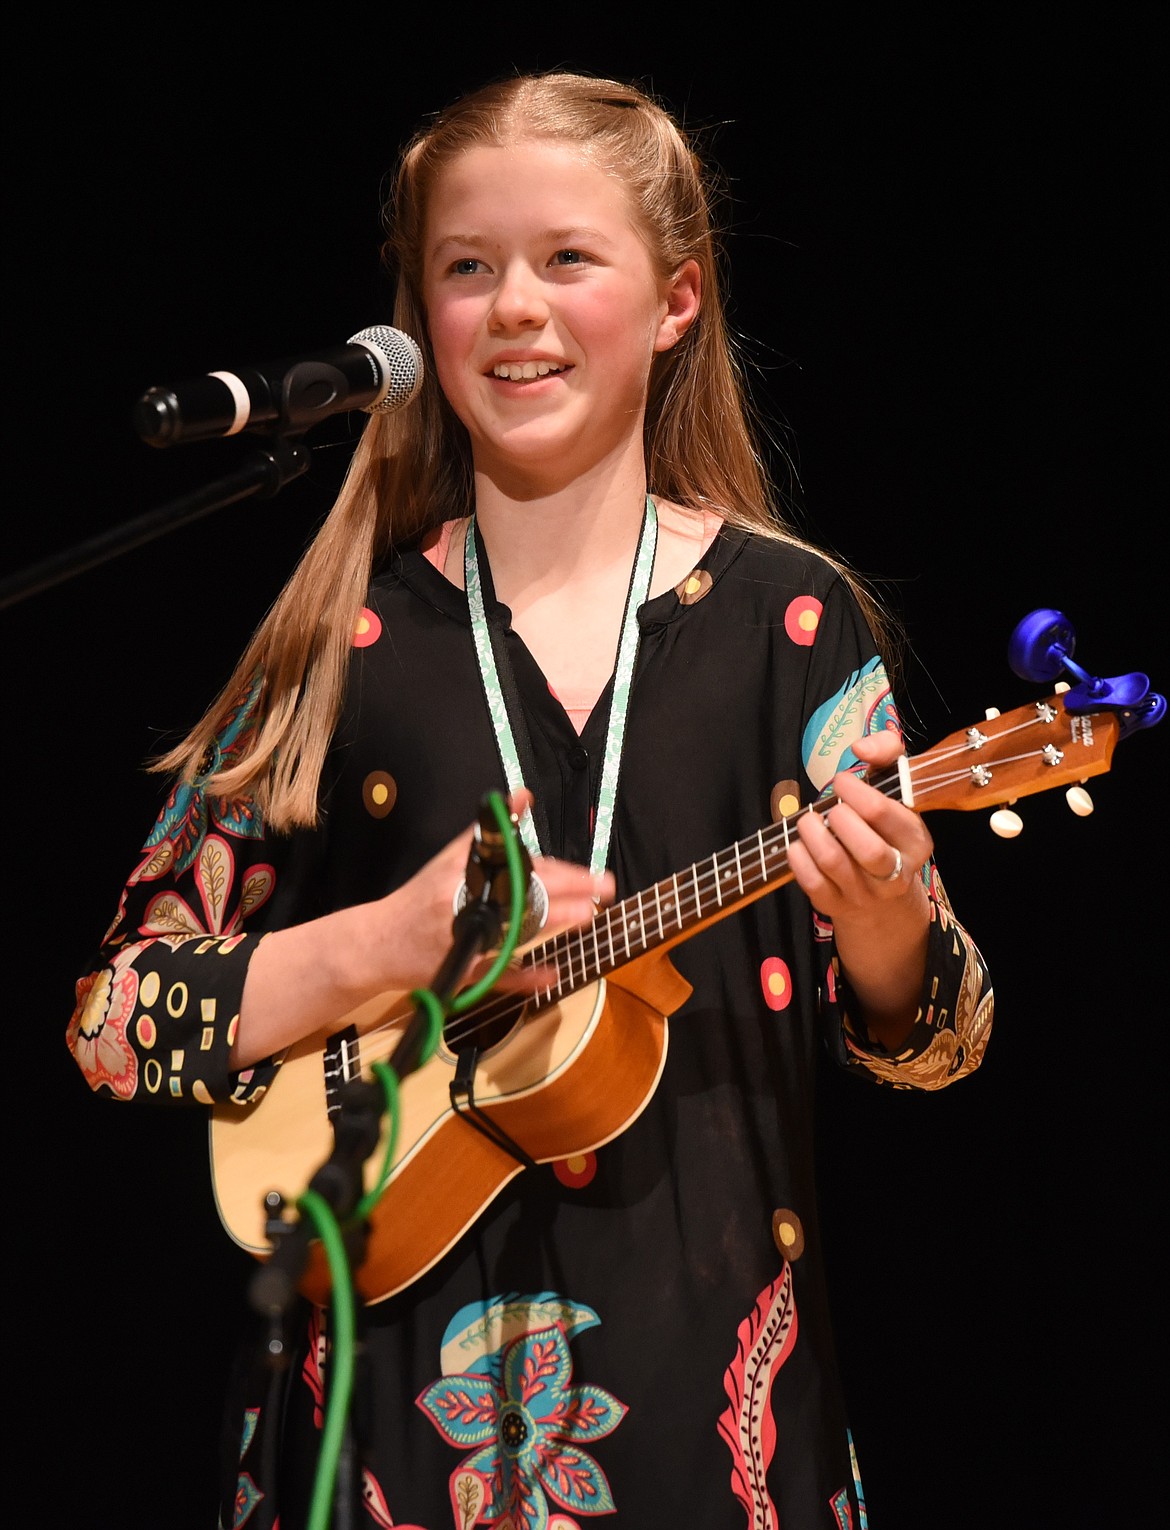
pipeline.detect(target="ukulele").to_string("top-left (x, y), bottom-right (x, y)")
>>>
top-left (209, 609), bottom-right (1164, 1305)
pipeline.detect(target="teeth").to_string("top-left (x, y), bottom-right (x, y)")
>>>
top-left (492, 361), bottom-right (565, 380)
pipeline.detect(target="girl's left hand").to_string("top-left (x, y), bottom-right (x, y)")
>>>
top-left (789, 728), bottom-right (933, 923)
top-left (789, 729), bottom-right (933, 1047)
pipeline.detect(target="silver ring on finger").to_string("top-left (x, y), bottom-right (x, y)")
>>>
top-left (882, 848), bottom-right (904, 882)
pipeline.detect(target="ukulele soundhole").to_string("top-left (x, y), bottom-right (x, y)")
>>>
top-left (440, 992), bottom-right (529, 1063)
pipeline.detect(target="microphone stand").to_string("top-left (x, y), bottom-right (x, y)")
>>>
top-left (0, 434), bottom-right (311, 610)
top-left (247, 871), bottom-right (507, 1530)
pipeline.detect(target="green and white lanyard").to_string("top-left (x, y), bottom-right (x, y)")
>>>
top-left (464, 496), bottom-right (658, 876)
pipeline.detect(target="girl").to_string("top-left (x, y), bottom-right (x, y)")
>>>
top-left (68, 71), bottom-right (992, 1530)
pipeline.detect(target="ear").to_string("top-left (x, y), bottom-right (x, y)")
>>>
top-left (654, 259), bottom-right (702, 352)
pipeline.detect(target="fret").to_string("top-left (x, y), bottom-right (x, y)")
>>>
top-left (634, 889), bottom-right (647, 949)
top-left (671, 871), bottom-right (682, 930)
top-left (547, 930), bottom-right (565, 991)
top-left (691, 861), bottom-right (702, 921)
top-left (733, 837), bottom-right (744, 893)
top-left (554, 942), bottom-right (570, 998)
top-left (713, 850), bottom-right (724, 907)
top-left (756, 829), bottom-right (767, 885)
top-left (600, 908), bottom-right (614, 971)
top-left (652, 878), bottom-right (664, 940)
top-left (590, 916), bottom-right (602, 980)
top-left (533, 946), bottom-right (550, 1001)
top-left (575, 926), bottom-right (588, 987)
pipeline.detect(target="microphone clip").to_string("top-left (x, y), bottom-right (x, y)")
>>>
top-left (454, 797), bottom-right (547, 947)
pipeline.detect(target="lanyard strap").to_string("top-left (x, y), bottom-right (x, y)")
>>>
top-left (465, 496), bottom-right (658, 875)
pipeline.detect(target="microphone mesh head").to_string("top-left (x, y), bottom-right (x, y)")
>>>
top-left (349, 326), bottom-right (424, 413)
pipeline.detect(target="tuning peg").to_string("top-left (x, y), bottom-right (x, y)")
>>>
top-left (990, 807), bottom-right (1024, 838)
top-left (984, 707), bottom-right (1001, 719)
top-left (1066, 785), bottom-right (1094, 817)
top-left (1054, 681), bottom-right (1070, 694)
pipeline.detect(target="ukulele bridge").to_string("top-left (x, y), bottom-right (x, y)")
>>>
top-left (322, 1024), bottom-right (361, 1121)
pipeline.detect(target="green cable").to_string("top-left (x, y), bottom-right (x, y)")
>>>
top-left (352, 1057), bottom-right (407, 1223)
top-left (297, 1187), bottom-right (356, 1530)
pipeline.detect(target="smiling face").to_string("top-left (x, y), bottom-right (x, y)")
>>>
top-left (421, 140), bottom-right (697, 495)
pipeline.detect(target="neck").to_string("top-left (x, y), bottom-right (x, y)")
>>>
top-left (471, 461), bottom-right (649, 609)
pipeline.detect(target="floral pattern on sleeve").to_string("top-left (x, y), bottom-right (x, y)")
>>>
top-left (802, 651), bottom-right (994, 1091)
top-left (66, 675), bottom-right (279, 1108)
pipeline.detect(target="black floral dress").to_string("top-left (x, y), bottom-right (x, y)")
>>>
top-left (68, 525), bottom-right (992, 1530)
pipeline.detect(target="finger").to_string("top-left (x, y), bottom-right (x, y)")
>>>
top-left (797, 801), bottom-right (919, 902)
top-left (794, 804), bottom-right (856, 893)
top-left (851, 728), bottom-right (904, 766)
top-left (831, 770), bottom-right (931, 855)
top-left (787, 820), bottom-right (846, 910)
top-left (535, 858), bottom-right (615, 905)
top-left (817, 798), bottom-right (906, 882)
top-left (507, 787), bottom-right (535, 818)
top-left (494, 957), bottom-right (561, 996)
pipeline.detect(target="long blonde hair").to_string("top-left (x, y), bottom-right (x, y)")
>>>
top-left (154, 70), bottom-right (894, 830)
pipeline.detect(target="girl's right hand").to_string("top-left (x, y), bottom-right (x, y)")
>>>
top-left (234, 792), bottom-right (612, 1069)
top-left (380, 789), bottom-right (613, 991)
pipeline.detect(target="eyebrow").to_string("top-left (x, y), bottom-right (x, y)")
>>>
top-left (429, 225), bottom-right (616, 257)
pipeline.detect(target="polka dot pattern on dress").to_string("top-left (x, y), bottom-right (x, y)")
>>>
top-left (353, 607), bottom-right (382, 648)
top-left (760, 956), bottom-right (793, 1012)
top-left (784, 595), bottom-right (822, 646)
top-left (770, 779), bottom-right (801, 821)
top-left (676, 568), bottom-right (713, 605)
top-left (771, 1207), bottom-right (805, 1260)
top-left (553, 1152), bottom-right (598, 1190)
top-left (362, 771), bottom-right (398, 819)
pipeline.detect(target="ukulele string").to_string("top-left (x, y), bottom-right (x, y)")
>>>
top-left (907, 746), bottom-right (1058, 802)
top-left (904, 709), bottom-right (1061, 796)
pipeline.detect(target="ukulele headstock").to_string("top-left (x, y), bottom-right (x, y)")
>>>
top-left (907, 609), bottom-right (1163, 819)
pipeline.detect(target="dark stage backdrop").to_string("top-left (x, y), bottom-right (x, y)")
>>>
top-left (8, 15), bottom-right (1165, 1529)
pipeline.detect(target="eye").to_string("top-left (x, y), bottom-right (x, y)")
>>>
top-left (551, 249), bottom-right (588, 266)
top-left (449, 257), bottom-right (485, 276)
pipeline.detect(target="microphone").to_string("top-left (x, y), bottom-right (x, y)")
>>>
top-left (133, 325), bottom-right (424, 447)
top-left (454, 796), bottom-right (548, 946)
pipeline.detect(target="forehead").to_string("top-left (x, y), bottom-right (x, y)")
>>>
top-left (424, 140), bottom-right (639, 242)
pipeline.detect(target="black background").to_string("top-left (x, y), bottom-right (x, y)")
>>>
top-left (7, 11), bottom-right (1166, 1528)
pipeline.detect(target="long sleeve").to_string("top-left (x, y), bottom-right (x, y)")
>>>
top-left (66, 676), bottom-right (284, 1108)
top-left (796, 577), bottom-right (994, 1089)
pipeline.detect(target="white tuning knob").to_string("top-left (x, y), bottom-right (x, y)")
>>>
top-left (985, 707), bottom-right (1001, 719)
top-left (1066, 785), bottom-right (1094, 817)
top-left (1054, 680), bottom-right (1071, 694)
top-left (990, 808), bottom-right (1024, 838)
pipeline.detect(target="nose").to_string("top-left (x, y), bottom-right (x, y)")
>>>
top-left (489, 260), bottom-right (550, 332)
